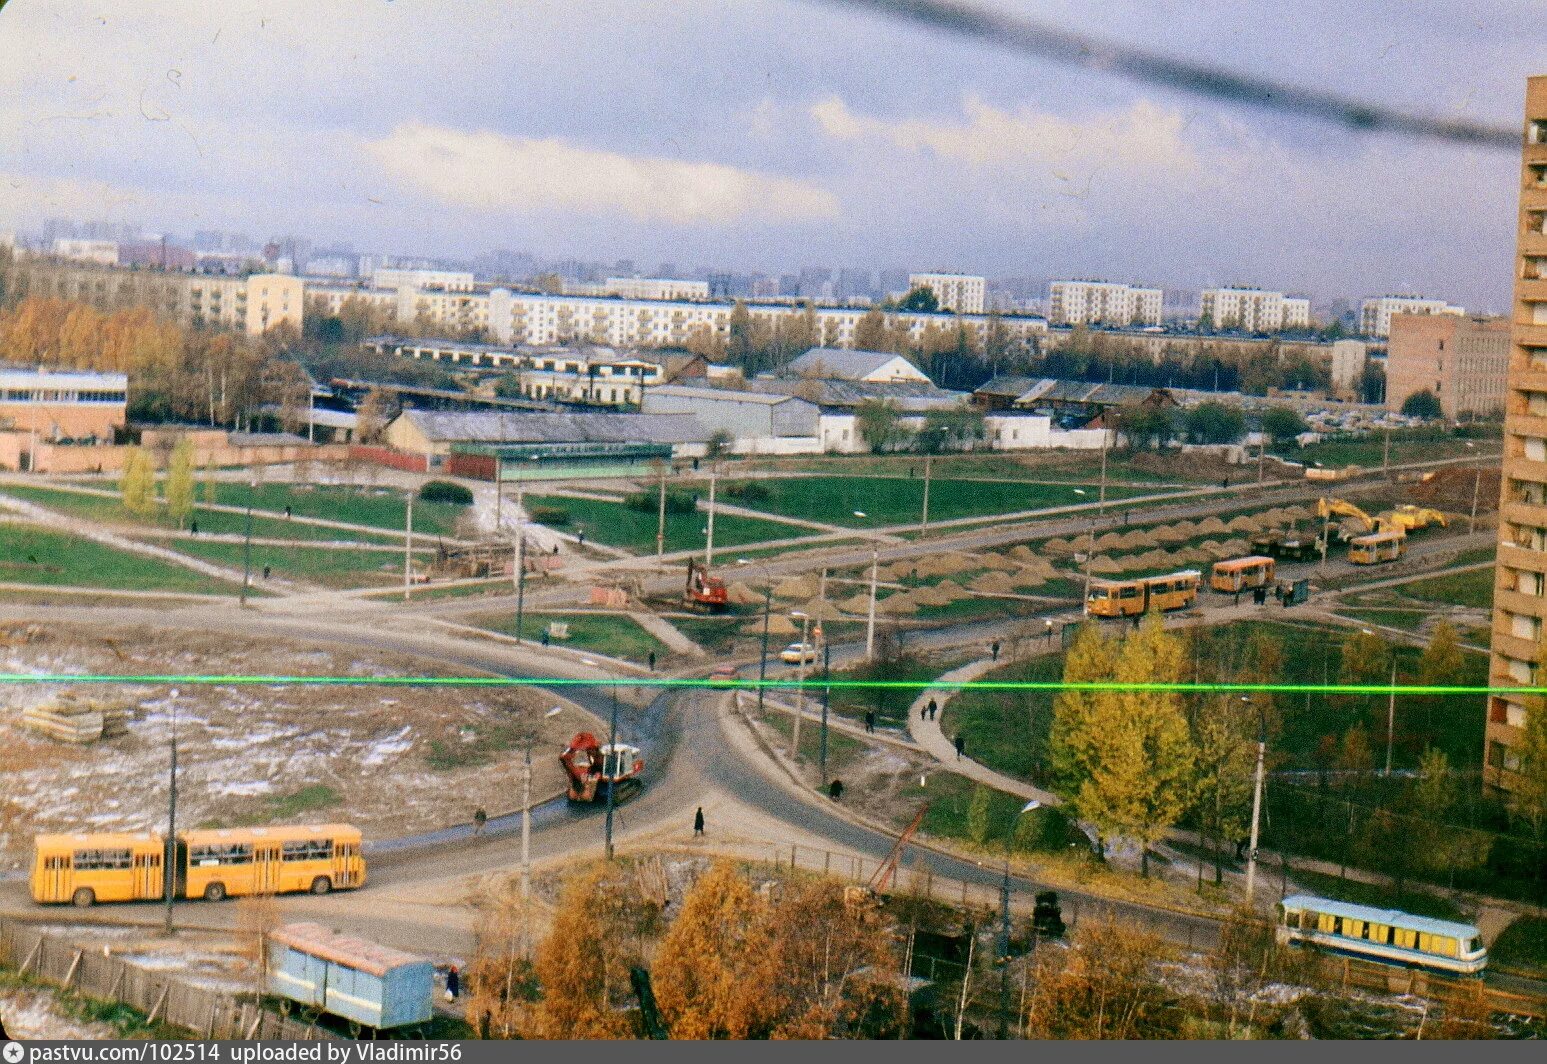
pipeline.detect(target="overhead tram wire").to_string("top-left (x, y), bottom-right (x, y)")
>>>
top-left (0, 671), bottom-right (1538, 698)
top-left (812, 0), bottom-right (1518, 151)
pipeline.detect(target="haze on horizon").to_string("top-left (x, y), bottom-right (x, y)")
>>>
top-left (2, 0), bottom-right (1543, 309)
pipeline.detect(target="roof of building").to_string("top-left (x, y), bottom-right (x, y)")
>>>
top-left (749, 377), bottom-right (965, 412)
top-left (396, 409), bottom-right (708, 445)
top-left (645, 384), bottom-right (807, 406)
top-left (0, 364), bottom-right (129, 387)
top-left (1279, 895), bottom-right (1480, 940)
top-left (975, 376), bottom-right (1166, 406)
top-left (270, 922), bottom-right (430, 977)
top-left (787, 348), bottom-right (924, 381)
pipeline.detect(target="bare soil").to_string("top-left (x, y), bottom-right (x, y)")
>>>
top-left (0, 623), bottom-right (577, 869)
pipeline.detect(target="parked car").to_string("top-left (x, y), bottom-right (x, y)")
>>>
top-left (779, 642), bottom-right (817, 665)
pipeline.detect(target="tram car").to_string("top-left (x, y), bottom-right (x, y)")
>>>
top-left (1275, 894), bottom-right (1487, 975)
top-left (268, 922), bottom-right (435, 1031)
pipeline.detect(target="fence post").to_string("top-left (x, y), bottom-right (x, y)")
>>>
top-left (147, 983), bottom-right (170, 1026)
top-left (824, 851), bottom-right (831, 875)
top-left (791, 842), bottom-right (797, 869)
top-left (63, 949), bottom-right (83, 988)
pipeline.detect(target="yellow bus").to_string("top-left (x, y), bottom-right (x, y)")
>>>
top-left (1211, 555), bottom-right (1276, 593)
top-left (32, 824), bottom-right (365, 907)
top-left (1086, 570), bottom-right (1200, 617)
top-left (180, 824), bottom-right (364, 902)
top-left (1348, 530), bottom-right (1405, 566)
top-left (32, 832), bottom-right (165, 907)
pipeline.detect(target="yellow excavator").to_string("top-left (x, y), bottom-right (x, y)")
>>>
top-left (1315, 498), bottom-right (1449, 540)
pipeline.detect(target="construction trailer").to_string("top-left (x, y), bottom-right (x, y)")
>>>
top-left (267, 922), bottom-right (434, 1030)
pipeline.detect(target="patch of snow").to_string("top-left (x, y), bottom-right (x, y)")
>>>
top-left (362, 725), bottom-right (414, 767)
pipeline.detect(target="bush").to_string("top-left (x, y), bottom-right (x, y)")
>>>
top-left (419, 480), bottom-right (474, 505)
top-left (624, 489), bottom-right (697, 515)
top-left (724, 480), bottom-right (771, 502)
top-left (530, 505), bottom-right (571, 526)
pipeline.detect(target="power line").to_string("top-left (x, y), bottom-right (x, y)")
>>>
top-left (813, 0), bottom-right (1519, 150)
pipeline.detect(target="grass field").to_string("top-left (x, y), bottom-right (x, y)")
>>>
top-left (0, 483), bottom-right (395, 544)
top-left (1490, 916), bottom-right (1547, 974)
top-left (1283, 867), bottom-right (1468, 923)
top-left (1293, 431), bottom-right (1497, 469)
top-left (524, 494), bottom-right (796, 553)
top-left (166, 539), bottom-right (424, 588)
top-left (943, 619), bottom-right (1490, 790)
top-left (470, 611), bottom-right (668, 665)
top-left (736, 451), bottom-right (1208, 485)
top-left (0, 522), bottom-right (233, 594)
top-left (1397, 566), bottom-right (1495, 610)
top-left (717, 476), bottom-right (1152, 528)
top-left (215, 482), bottom-right (468, 537)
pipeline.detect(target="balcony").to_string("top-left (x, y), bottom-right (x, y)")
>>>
top-left (1496, 586), bottom-right (1547, 618)
top-left (1504, 496), bottom-right (1547, 529)
top-left (1500, 540), bottom-right (1547, 573)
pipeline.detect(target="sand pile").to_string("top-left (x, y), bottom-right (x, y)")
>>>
top-left (838, 593), bottom-right (872, 614)
top-left (1118, 529), bottom-right (1158, 550)
top-left (1009, 544), bottom-right (1039, 563)
top-left (1089, 556), bottom-right (1122, 575)
top-left (970, 570), bottom-right (1017, 594)
top-left (774, 575), bottom-right (820, 600)
top-left (1153, 523), bottom-right (1191, 544)
top-left (1094, 532), bottom-right (1125, 551)
top-left (1282, 504), bottom-right (1312, 521)
top-left (1196, 540), bottom-right (1229, 560)
top-left (748, 614), bottom-right (799, 637)
top-left (974, 551), bottom-right (1016, 572)
top-left (1041, 537), bottom-right (1075, 555)
top-left (1011, 567), bottom-right (1049, 588)
top-left (878, 592), bottom-right (920, 615)
top-left (1197, 516), bottom-right (1229, 535)
top-left (1226, 515), bottom-right (1260, 533)
top-left (725, 581), bottom-right (763, 606)
top-left (1219, 538), bottom-right (1250, 556)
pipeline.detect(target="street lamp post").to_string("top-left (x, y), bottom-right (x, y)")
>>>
top-left (704, 467), bottom-right (718, 568)
top-left (789, 611), bottom-right (812, 760)
top-left (1244, 699), bottom-right (1267, 904)
top-left (163, 688), bottom-right (179, 937)
top-left (737, 558), bottom-right (773, 719)
top-left (818, 640), bottom-right (831, 787)
top-left (403, 487), bottom-right (414, 602)
top-left (999, 799), bottom-right (1041, 1040)
top-left (239, 479), bottom-right (255, 607)
top-left (604, 687), bottom-right (620, 861)
top-left (853, 511), bottom-right (878, 661)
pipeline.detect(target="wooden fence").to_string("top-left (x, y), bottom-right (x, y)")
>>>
top-left (0, 918), bottom-right (332, 1041)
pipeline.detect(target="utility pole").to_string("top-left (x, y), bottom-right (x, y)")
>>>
top-left (403, 488), bottom-right (414, 602)
top-left (865, 546), bottom-right (879, 661)
top-left (656, 466), bottom-right (667, 560)
top-left (1257, 435), bottom-right (1265, 485)
top-left (1097, 428), bottom-right (1109, 515)
top-left (240, 490), bottom-right (254, 607)
top-left (757, 582), bottom-right (771, 717)
top-left (790, 612), bottom-right (812, 760)
top-left (163, 690), bottom-right (179, 937)
top-left (604, 687), bottom-right (620, 861)
top-left (818, 641), bottom-right (831, 787)
top-left (1382, 425), bottom-right (1391, 480)
top-left (1384, 657), bottom-right (1397, 777)
top-left (520, 743), bottom-right (532, 906)
top-left (704, 467), bottom-right (717, 568)
top-left (1244, 709), bottom-right (1267, 904)
top-left (1470, 463), bottom-right (1483, 534)
top-left (919, 454), bottom-right (932, 536)
top-left (514, 477), bottom-right (527, 642)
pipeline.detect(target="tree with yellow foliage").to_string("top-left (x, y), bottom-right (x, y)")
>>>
top-left (120, 446), bottom-right (156, 518)
top-left (652, 860), bottom-right (773, 1039)
top-left (165, 436), bottom-right (196, 529)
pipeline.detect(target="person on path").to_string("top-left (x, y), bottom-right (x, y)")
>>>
top-left (927, 698), bottom-right (938, 721)
top-left (990, 640), bottom-right (1001, 662)
top-left (693, 807), bottom-right (705, 837)
top-left (863, 710), bottom-right (875, 734)
top-left (648, 650), bottom-right (656, 672)
top-left (472, 808), bottom-right (487, 837)
top-left (189, 519), bottom-right (198, 535)
top-left (445, 965), bottom-right (460, 1001)
top-left (577, 529), bottom-right (586, 547)
top-left (954, 733), bottom-right (965, 759)
top-left (829, 779), bottom-right (844, 801)
top-left (284, 505), bottom-right (292, 520)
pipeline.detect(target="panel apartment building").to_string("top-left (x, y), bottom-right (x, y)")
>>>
top-left (1385, 313), bottom-right (1510, 420)
top-left (1199, 287), bottom-right (1311, 332)
top-left (1360, 295), bottom-right (1465, 339)
top-left (1487, 74), bottom-right (1547, 791)
top-left (907, 273), bottom-right (986, 314)
top-left (12, 260), bottom-right (304, 335)
top-left (1048, 281), bottom-right (1163, 327)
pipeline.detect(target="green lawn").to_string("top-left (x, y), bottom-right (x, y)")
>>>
top-left (215, 482), bottom-right (468, 537)
top-left (470, 611), bottom-right (669, 665)
top-left (1334, 606), bottom-right (1432, 633)
top-left (1282, 867), bottom-right (1468, 923)
top-left (918, 775), bottom-right (1083, 854)
top-left (943, 619), bottom-right (1489, 790)
top-left (166, 539), bottom-right (424, 588)
top-left (1293, 431), bottom-right (1496, 469)
top-left (524, 494), bottom-right (796, 554)
top-left (0, 483), bottom-right (395, 544)
top-left (0, 522), bottom-right (232, 594)
top-left (829, 653), bottom-right (966, 727)
top-left (737, 451), bottom-right (1204, 485)
top-left (1397, 567), bottom-right (1495, 610)
top-left (1490, 916), bottom-right (1547, 975)
top-left (717, 476), bottom-right (1152, 528)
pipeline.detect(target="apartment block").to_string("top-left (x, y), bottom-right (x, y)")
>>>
top-left (907, 273), bottom-right (986, 314)
top-left (568, 277), bottom-right (711, 301)
top-left (1386, 313), bottom-right (1510, 420)
top-left (14, 262), bottom-right (303, 335)
top-left (1488, 74), bottom-right (1547, 792)
top-left (1360, 295), bottom-right (1465, 338)
top-left (1048, 281), bottom-right (1163, 327)
top-left (1199, 287), bottom-right (1310, 332)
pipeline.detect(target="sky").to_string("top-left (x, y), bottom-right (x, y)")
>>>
top-left (1, 0), bottom-right (1544, 309)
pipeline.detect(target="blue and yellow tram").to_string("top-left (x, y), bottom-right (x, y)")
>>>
top-left (1275, 894), bottom-right (1487, 975)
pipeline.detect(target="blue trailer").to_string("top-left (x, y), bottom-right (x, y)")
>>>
top-left (268, 921), bottom-right (435, 1030)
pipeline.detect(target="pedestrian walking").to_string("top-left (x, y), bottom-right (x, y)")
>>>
top-left (863, 710), bottom-right (875, 734)
top-left (472, 808), bottom-right (487, 837)
top-left (577, 529), bottom-right (586, 547)
top-left (445, 965), bottom-right (460, 1002)
top-left (954, 733), bottom-right (965, 759)
top-left (541, 629), bottom-right (550, 647)
top-left (927, 698), bottom-right (938, 721)
top-left (284, 505), bottom-right (292, 520)
top-left (262, 565), bottom-right (271, 580)
top-left (990, 640), bottom-right (1001, 662)
top-left (693, 806), bottom-right (705, 837)
top-left (828, 779), bottom-right (844, 801)
top-left (189, 519), bottom-right (198, 535)
top-left (921, 703), bottom-right (929, 721)
top-left (647, 650), bottom-right (656, 672)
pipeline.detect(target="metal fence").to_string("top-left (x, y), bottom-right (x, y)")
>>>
top-left (0, 918), bottom-right (331, 1041)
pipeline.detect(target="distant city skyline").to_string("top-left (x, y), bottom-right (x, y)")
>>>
top-left (3, 2), bottom-right (1540, 315)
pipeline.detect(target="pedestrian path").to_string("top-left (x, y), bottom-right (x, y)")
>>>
top-left (628, 611), bottom-right (704, 656)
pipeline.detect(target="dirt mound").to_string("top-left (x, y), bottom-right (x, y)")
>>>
top-left (1094, 532), bottom-right (1125, 551)
top-left (1009, 544), bottom-right (1039, 563)
top-left (1220, 538), bottom-right (1251, 557)
top-left (1226, 515), bottom-right (1260, 533)
top-left (1281, 504), bottom-right (1313, 522)
top-left (774, 575), bottom-right (820, 600)
top-left (838, 593), bottom-right (872, 614)
top-left (970, 571), bottom-right (1017, 594)
top-left (724, 581), bottom-right (763, 606)
top-left (974, 551), bottom-right (1016, 572)
top-left (877, 591), bottom-right (920, 615)
top-left (1153, 522), bottom-right (1192, 544)
top-left (1089, 556), bottom-right (1122, 575)
top-left (1041, 537), bottom-right (1075, 555)
top-left (1117, 529), bottom-right (1158, 550)
top-left (1197, 516), bottom-right (1229, 535)
top-left (1197, 539), bottom-right (1231, 560)
top-left (1009, 566), bottom-right (1049, 589)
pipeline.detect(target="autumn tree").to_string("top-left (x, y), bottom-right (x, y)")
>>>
top-left (1337, 628), bottom-right (1391, 733)
top-left (234, 893), bottom-right (282, 1005)
top-left (1048, 623), bottom-right (1123, 858)
top-left (120, 446), bottom-right (156, 518)
top-left (525, 861), bottom-right (664, 1039)
top-left (1509, 630), bottom-right (1547, 862)
top-left (1408, 747), bottom-right (1489, 888)
top-left (1189, 689), bottom-right (1257, 886)
top-left (165, 435), bottom-right (196, 529)
top-left (852, 307), bottom-right (892, 353)
top-left (855, 399), bottom-right (908, 454)
top-left (1021, 918), bottom-right (1181, 1039)
top-left (353, 386), bottom-right (394, 446)
top-left (652, 860), bottom-right (771, 1039)
top-left (1414, 620), bottom-right (1463, 746)
top-left (465, 892), bottom-right (542, 1039)
top-left (1113, 617), bottom-right (1197, 874)
top-left (967, 785), bottom-right (993, 846)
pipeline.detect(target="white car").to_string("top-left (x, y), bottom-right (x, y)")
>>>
top-left (779, 642), bottom-right (817, 665)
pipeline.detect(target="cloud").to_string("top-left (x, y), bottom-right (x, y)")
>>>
top-left (809, 94), bottom-right (1200, 175)
top-left (364, 123), bottom-right (838, 226)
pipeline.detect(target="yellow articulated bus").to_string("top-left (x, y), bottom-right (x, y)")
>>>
top-left (1347, 530), bottom-right (1406, 566)
top-left (1210, 555), bottom-right (1276, 594)
top-left (32, 824), bottom-right (365, 907)
top-left (1085, 570), bottom-right (1200, 618)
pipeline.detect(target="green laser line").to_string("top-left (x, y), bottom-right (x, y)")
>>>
top-left (0, 673), bottom-right (1540, 696)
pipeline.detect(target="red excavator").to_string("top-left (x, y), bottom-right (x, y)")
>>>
top-left (560, 732), bottom-right (645, 804)
top-left (684, 558), bottom-right (729, 612)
